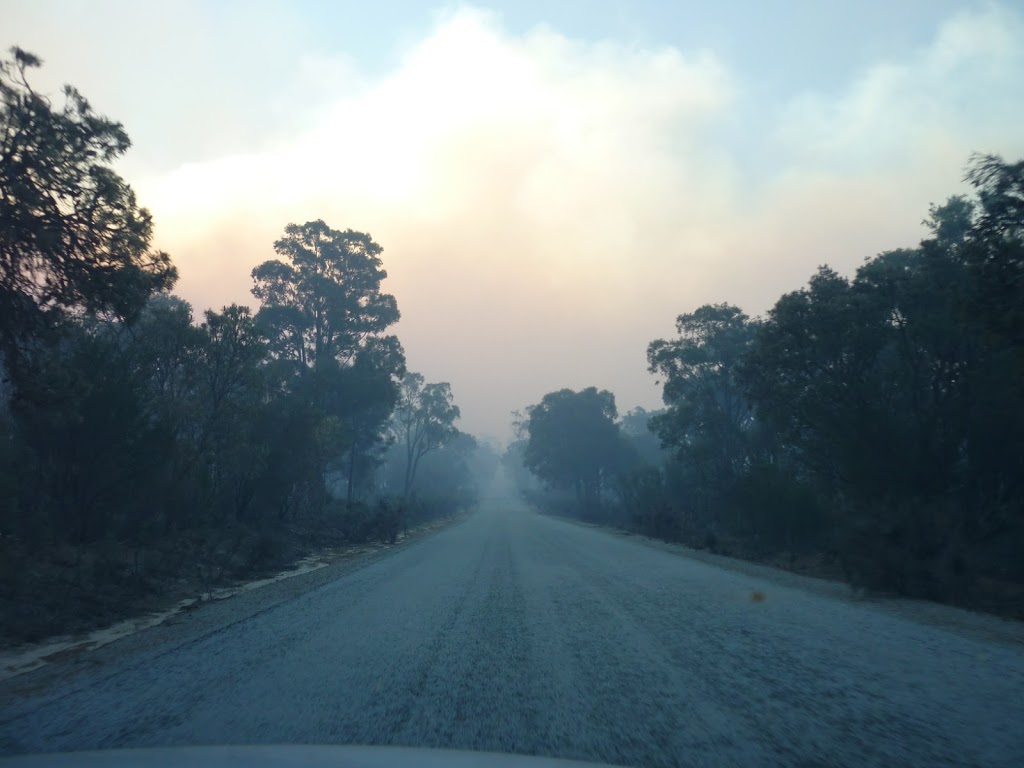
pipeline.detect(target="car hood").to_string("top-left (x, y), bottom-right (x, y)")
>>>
top-left (0, 745), bottom-right (627, 768)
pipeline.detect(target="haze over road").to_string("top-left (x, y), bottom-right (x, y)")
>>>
top-left (2, 485), bottom-right (1023, 767)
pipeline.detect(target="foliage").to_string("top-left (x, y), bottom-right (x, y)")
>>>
top-left (0, 48), bottom-right (176, 376)
top-left (0, 51), bottom-right (475, 643)
top-left (630, 155), bottom-right (1024, 608)
top-left (5, 46), bottom-right (1024, 637)
top-left (250, 220), bottom-right (407, 506)
top-left (617, 407), bottom-right (667, 467)
top-left (523, 387), bottom-right (630, 518)
top-left (499, 155), bottom-right (1024, 614)
top-left (647, 304), bottom-right (758, 517)
top-left (391, 372), bottom-right (461, 497)
top-left (251, 220), bottom-right (399, 370)
top-left (963, 153), bottom-right (1024, 346)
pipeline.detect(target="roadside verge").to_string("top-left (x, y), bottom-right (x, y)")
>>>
top-left (544, 511), bottom-right (1024, 648)
top-left (0, 513), bottom-right (467, 695)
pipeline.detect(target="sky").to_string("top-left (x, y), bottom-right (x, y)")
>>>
top-left (7, 0), bottom-right (1024, 442)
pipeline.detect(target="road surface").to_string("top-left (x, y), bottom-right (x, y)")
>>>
top-left (2, 491), bottom-right (1023, 767)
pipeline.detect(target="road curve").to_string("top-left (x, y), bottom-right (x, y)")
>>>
top-left (2, 490), bottom-right (1023, 767)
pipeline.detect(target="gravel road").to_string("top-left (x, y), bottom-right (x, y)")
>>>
top-left (2, 491), bottom-right (1023, 767)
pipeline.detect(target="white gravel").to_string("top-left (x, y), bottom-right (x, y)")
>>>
top-left (1, 494), bottom-right (1022, 767)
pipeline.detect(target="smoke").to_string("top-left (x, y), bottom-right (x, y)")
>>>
top-left (10, 3), bottom-right (1023, 439)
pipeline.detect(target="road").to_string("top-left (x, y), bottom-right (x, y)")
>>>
top-left (2, 490), bottom-right (1023, 767)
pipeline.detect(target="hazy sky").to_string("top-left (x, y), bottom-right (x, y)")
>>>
top-left (7, 1), bottom-right (1024, 441)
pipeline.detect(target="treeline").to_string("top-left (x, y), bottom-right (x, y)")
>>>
top-left (514, 155), bottom-right (1024, 614)
top-left (0, 49), bottom-right (484, 643)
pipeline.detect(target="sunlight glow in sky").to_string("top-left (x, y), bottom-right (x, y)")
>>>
top-left (7, 1), bottom-right (1024, 440)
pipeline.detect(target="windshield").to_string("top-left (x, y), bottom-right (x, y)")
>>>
top-left (2, 2), bottom-right (1023, 767)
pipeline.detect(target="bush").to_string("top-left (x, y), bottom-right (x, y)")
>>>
top-left (835, 498), bottom-right (973, 602)
top-left (729, 463), bottom-right (828, 554)
top-left (615, 467), bottom-right (682, 541)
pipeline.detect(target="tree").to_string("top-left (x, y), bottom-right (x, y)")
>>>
top-left (523, 387), bottom-right (627, 517)
top-left (199, 304), bottom-right (266, 421)
top-left (196, 304), bottom-right (269, 519)
top-left (740, 267), bottom-right (891, 496)
top-left (503, 411), bottom-right (540, 494)
top-left (735, 192), bottom-right (1024, 597)
top-left (618, 406), bottom-right (666, 468)
top-left (251, 220), bottom-right (399, 370)
top-left (392, 372), bottom-right (461, 497)
top-left (0, 52), bottom-right (448, 644)
top-left (130, 294), bottom-right (205, 438)
top-left (402, 432), bottom-right (480, 508)
top-left (648, 304), bottom-right (757, 491)
top-left (963, 153), bottom-right (1024, 346)
top-left (331, 335), bottom-right (406, 503)
top-left (10, 320), bottom-right (174, 543)
top-left (0, 48), bottom-right (176, 378)
top-left (250, 220), bottom-right (405, 508)
top-left (646, 304), bottom-right (782, 542)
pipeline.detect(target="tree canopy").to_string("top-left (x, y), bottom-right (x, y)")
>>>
top-left (0, 47), bottom-right (176, 375)
top-left (523, 387), bottom-right (628, 517)
top-left (648, 304), bottom-right (756, 491)
top-left (251, 220), bottom-right (399, 370)
top-left (392, 372), bottom-right (461, 497)
top-left (0, 51), bottom-right (478, 644)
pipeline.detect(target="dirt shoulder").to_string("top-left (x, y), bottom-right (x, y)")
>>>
top-left (0, 513), bottom-right (467, 695)
top-left (551, 514), bottom-right (1024, 649)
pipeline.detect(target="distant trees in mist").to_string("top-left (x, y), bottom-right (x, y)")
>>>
top-left (522, 387), bottom-right (629, 513)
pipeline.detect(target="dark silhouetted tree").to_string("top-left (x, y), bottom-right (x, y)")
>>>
top-left (524, 387), bottom-right (627, 517)
top-left (251, 220), bottom-right (399, 370)
top-left (0, 48), bottom-right (176, 379)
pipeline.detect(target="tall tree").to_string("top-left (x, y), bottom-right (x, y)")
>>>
top-left (196, 304), bottom-right (270, 519)
top-left (251, 220), bottom-right (405, 507)
top-left (130, 294), bottom-right (204, 438)
top-left (0, 48), bottom-right (176, 378)
top-left (740, 267), bottom-right (890, 496)
top-left (332, 335), bottom-right (406, 503)
top-left (392, 372), bottom-right (461, 497)
top-left (198, 304), bottom-right (266, 431)
top-left (251, 220), bottom-right (399, 370)
top-left (648, 304), bottom-right (757, 492)
top-left (524, 387), bottom-right (626, 516)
